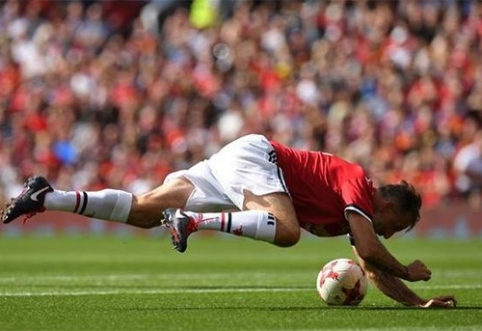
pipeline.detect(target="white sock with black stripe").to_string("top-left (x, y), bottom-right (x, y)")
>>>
top-left (185, 210), bottom-right (277, 243)
top-left (44, 189), bottom-right (133, 222)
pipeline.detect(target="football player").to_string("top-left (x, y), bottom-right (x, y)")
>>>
top-left (2, 134), bottom-right (457, 308)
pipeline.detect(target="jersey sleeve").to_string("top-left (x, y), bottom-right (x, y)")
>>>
top-left (339, 177), bottom-right (375, 223)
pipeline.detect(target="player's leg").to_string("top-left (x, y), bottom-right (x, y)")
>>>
top-left (128, 177), bottom-right (194, 228)
top-left (242, 190), bottom-right (300, 247)
top-left (1, 175), bottom-right (194, 229)
top-left (164, 190), bottom-right (299, 252)
top-left (163, 134), bottom-right (301, 252)
top-left (191, 190), bottom-right (299, 247)
top-left (205, 134), bottom-right (300, 247)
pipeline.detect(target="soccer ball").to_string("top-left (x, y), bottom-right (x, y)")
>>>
top-left (316, 258), bottom-right (368, 306)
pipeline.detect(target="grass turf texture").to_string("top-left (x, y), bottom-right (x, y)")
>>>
top-left (0, 234), bottom-right (481, 331)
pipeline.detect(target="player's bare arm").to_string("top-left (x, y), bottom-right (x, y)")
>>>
top-left (346, 211), bottom-right (431, 281)
top-left (353, 247), bottom-right (457, 308)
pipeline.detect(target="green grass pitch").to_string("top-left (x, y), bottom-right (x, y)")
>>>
top-left (0, 233), bottom-right (481, 330)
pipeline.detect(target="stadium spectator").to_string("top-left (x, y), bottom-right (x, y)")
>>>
top-left (454, 128), bottom-right (482, 206)
top-left (0, 0), bottom-right (482, 210)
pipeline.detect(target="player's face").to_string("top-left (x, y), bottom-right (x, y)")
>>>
top-left (373, 210), bottom-right (412, 239)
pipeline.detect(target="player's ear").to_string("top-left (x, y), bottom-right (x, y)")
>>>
top-left (381, 199), bottom-right (396, 213)
top-left (374, 191), bottom-right (396, 214)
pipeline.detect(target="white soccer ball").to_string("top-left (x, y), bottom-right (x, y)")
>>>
top-left (316, 258), bottom-right (368, 306)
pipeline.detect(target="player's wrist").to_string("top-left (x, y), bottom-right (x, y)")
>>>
top-left (401, 265), bottom-right (410, 280)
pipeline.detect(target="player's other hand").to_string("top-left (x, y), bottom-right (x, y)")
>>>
top-left (420, 295), bottom-right (457, 308)
top-left (406, 260), bottom-right (432, 282)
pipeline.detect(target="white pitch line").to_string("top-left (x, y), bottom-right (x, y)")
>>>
top-left (1, 284), bottom-right (482, 297)
top-left (0, 287), bottom-right (308, 297)
top-left (0, 272), bottom-right (280, 283)
top-left (0, 269), bottom-right (480, 283)
top-left (414, 284), bottom-right (482, 290)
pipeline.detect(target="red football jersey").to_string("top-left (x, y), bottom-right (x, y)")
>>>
top-left (270, 140), bottom-right (375, 237)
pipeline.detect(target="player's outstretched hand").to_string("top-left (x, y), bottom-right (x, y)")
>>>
top-left (420, 295), bottom-right (457, 308)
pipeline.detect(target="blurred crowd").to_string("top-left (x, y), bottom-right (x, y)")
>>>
top-left (1, 0), bottom-right (482, 210)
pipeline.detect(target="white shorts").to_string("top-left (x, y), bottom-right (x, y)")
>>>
top-left (164, 134), bottom-right (289, 212)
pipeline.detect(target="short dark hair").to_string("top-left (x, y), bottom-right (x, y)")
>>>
top-left (378, 180), bottom-right (422, 231)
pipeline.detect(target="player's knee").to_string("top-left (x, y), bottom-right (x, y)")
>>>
top-left (127, 196), bottom-right (163, 229)
top-left (275, 224), bottom-right (300, 247)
